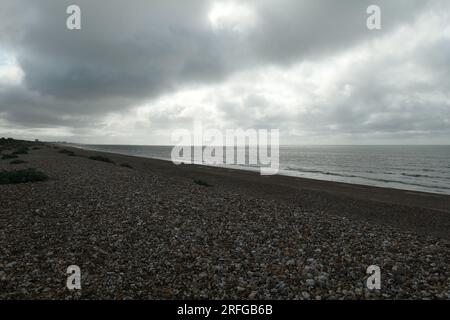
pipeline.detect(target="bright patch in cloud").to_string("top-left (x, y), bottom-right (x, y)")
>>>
top-left (208, 1), bottom-right (257, 33)
top-left (0, 51), bottom-right (24, 85)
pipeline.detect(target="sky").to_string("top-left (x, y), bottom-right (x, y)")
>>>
top-left (0, 0), bottom-right (449, 145)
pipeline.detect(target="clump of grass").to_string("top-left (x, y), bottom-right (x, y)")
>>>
top-left (59, 149), bottom-right (76, 156)
top-left (1, 154), bottom-right (18, 160)
top-left (12, 147), bottom-right (29, 155)
top-left (89, 155), bottom-right (114, 164)
top-left (194, 179), bottom-right (212, 187)
top-left (0, 168), bottom-right (49, 184)
top-left (32, 147), bottom-right (41, 150)
top-left (120, 163), bottom-right (133, 169)
top-left (10, 159), bottom-right (27, 165)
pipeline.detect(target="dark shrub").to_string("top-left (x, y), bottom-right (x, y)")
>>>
top-left (89, 155), bottom-right (114, 164)
top-left (59, 149), bottom-right (76, 156)
top-left (120, 163), bottom-right (133, 169)
top-left (12, 147), bottom-right (29, 155)
top-left (1, 154), bottom-right (18, 160)
top-left (0, 168), bottom-right (49, 184)
top-left (32, 147), bottom-right (41, 150)
top-left (194, 179), bottom-right (212, 187)
top-left (10, 159), bottom-right (27, 165)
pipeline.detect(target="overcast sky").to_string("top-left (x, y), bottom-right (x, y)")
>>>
top-left (0, 0), bottom-right (449, 144)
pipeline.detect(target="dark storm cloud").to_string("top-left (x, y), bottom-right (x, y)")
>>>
top-left (8, 0), bottom-right (233, 100)
top-left (249, 0), bottom-right (428, 64)
top-left (0, 0), bottom-right (449, 143)
top-left (2, 1), bottom-right (427, 98)
top-left (0, 0), bottom-right (268, 130)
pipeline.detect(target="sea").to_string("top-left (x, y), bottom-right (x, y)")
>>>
top-left (76, 144), bottom-right (450, 195)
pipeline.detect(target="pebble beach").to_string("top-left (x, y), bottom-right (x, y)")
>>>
top-left (1, 144), bottom-right (449, 299)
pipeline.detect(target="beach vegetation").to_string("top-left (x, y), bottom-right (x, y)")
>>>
top-left (0, 168), bottom-right (49, 184)
top-left (59, 149), bottom-right (76, 156)
top-left (88, 155), bottom-right (114, 163)
top-left (12, 147), bottom-right (29, 155)
top-left (194, 179), bottom-right (212, 187)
